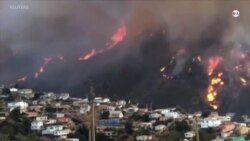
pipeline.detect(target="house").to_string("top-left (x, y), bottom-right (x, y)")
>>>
top-left (79, 104), bottom-right (91, 114)
top-left (136, 122), bottom-right (153, 129)
top-left (54, 113), bottom-right (65, 118)
top-left (163, 111), bottom-right (179, 119)
top-left (8, 101), bottom-right (28, 113)
top-left (42, 92), bottom-right (57, 100)
top-left (53, 129), bottom-right (71, 137)
top-left (36, 116), bottom-right (48, 121)
top-left (116, 100), bottom-right (126, 108)
top-left (57, 117), bottom-right (71, 124)
top-left (109, 111), bottom-right (124, 119)
top-left (65, 138), bottom-right (79, 141)
top-left (58, 93), bottom-right (70, 100)
top-left (154, 125), bottom-right (167, 132)
top-left (219, 116), bottom-right (231, 122)
top-left (126, 106), bottom-right (139, 113)
top-left (31, 121), bottom-right (43, 130)
top-left (18, 89), bottom-right (33, 95)
top-left (10, 88), bottom-right (18, 93)
top-left (28, 105), bottom-right (43, 112)
top-left (42, 125), bottom-right (70, 137)
top-left (200, 117), bottom-right (222, 128)
top-left (44, 119), bottom-right (57, 125)
top-left (184, 131), bottom-right (195, 138)
top-left (102, 98), bottom-right (110, 103)
top-left (149, 113), bottom-right (161, 120)
top-left (136, 135), bottom-right (152, 141)
top-left (42, 125), bottom-right (64, 135)
top-left (0, 112), bottom-right (7, 120)
top-left (106, 106), bottom-right (116, 111)
top-left (25, 111), bottom-right (38, 118)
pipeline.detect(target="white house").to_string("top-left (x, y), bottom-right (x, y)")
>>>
top-left (219, 116), bottom-right (231, 122)
top-left (10, 88), bottom-right (18, 93)
top-left (126, 106), bottom-right (139, 113)
top-left (164, 111), bottom-right (179, 119)
top-left (184, 131), bottom-right (195, 138)
top-left (116, 100), bottom-right (126, 108)
top-left (109, 111), bottom-right (124, 119)
top-left (149, 113), bottom-right (161, 120)
top-left (200, 118), bottom-right (222, 128)
top-left (44, 119), bottom-right (57, 125)
top-left (155, 125), bottom-right (167, 132)
top-left (80, 105), bottom-right (91, 114)
top-left (36, 116), bottom-right (48, 121)
top-left (58, 93), bottom-right (70, 100)
top-left (8, 101), bottom-right (28, 113)
top-left (31, 121), bottom-right (43, 130)
top-left (53, 129), bottom-right (71, 137)
top-left (137, 122), bottom-right (153, 129)
top-left (42, 125), bottom-right (64, 135)
top-left (102, 98), bottom-right (110, 103)
top-left (136, 135), bottom-right (152, 141)
top-left (18, 89), bottom-right (33, 95)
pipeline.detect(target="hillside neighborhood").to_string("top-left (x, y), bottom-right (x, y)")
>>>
top-left (0, 85), bottom-right (250, 141)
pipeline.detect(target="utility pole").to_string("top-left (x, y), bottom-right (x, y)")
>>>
top-left (195, 117), bottom-right (199, 141)
top-left (91, 101), bottom-right (95, 141)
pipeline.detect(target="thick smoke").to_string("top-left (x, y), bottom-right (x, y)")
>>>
top-left (1, 1), bottom-right (250, 113)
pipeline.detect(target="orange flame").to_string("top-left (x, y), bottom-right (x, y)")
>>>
top-left (207, 57), bottom-right (222, 76)
top-left (79, 49), bottom-right (96, 61)
top-left (240, 77), bottom-right (247, 86)
top-left (17, 76), bottom-right (27, 82)
top-left (107, 23), bottom-right (127, 50)
top-left (160, 67), bottom-right (166, 72)
top-left (206, 72), bottom-right (224, 110)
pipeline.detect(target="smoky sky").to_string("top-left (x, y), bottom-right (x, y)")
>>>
top-left (1, 1), bottom-right (250, 112)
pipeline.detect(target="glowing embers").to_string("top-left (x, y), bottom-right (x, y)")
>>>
top-left (79, 49), bottom-right (97, 61)
top-left (206, 72), bottom-right (224, 110)
top-left (79, 23), bottom-right (127, 61)
top-left (207, 57), bottom-right (222, 76)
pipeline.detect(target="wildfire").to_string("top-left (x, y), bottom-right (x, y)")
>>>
top-left (206, 72), bottom-right (224, 110)
top-left (79, 49), bottom-right (97, 61)
top-left (34, 66), bottom-right (45, 78)
top-left (240, 77), bottom-right (247, 86)
top-left (79, 23), bottom-right (127, 61)
top-left (160, 67), bottom-right (166, 72)
top-left (207, 57), bottom-right (222, 76)
top-left (107, 23), bottom-right (127, 50)
top-left (17, 76), bottom-right (27, 82)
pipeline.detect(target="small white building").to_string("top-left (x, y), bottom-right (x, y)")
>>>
top-left (36, 116), bottom-right (48, 121)
top-left (137, 122), bottom-right (153, 129)
top-left (80, 105), bottom-right (91, 114)
top-left (136, 135), bottom-right (152, 141)
top-left (10, 88), bottom-right (18, 93)
top-left (126, 106), bottom-right (139, 113)
top-left (149, 113), bottom-right (161, 119)
top-left (44, 119), bottom-right (57, 125)
top-left (109, 111), bottom-right (124, 119)
top-left (31, 121), bottom-right (43, 130)
top-left (184, 131), bottom-right (195, 138)
top-left (8, 101), bottom-right (28, 113)
top-left (58, 93), bottom-right (70, 100)
top-left (42, 125), bottom-right (64, 135)
top-left (164, 111), bottom-right (179, 119)
top-left (116, 100), bottom-right (126, 108)
top-left (200, 118), bottom-right (222, 128)
top-left (53, 129), bottom-right (71, 136)
top-left (155, 125), bottom-right (167, 132)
